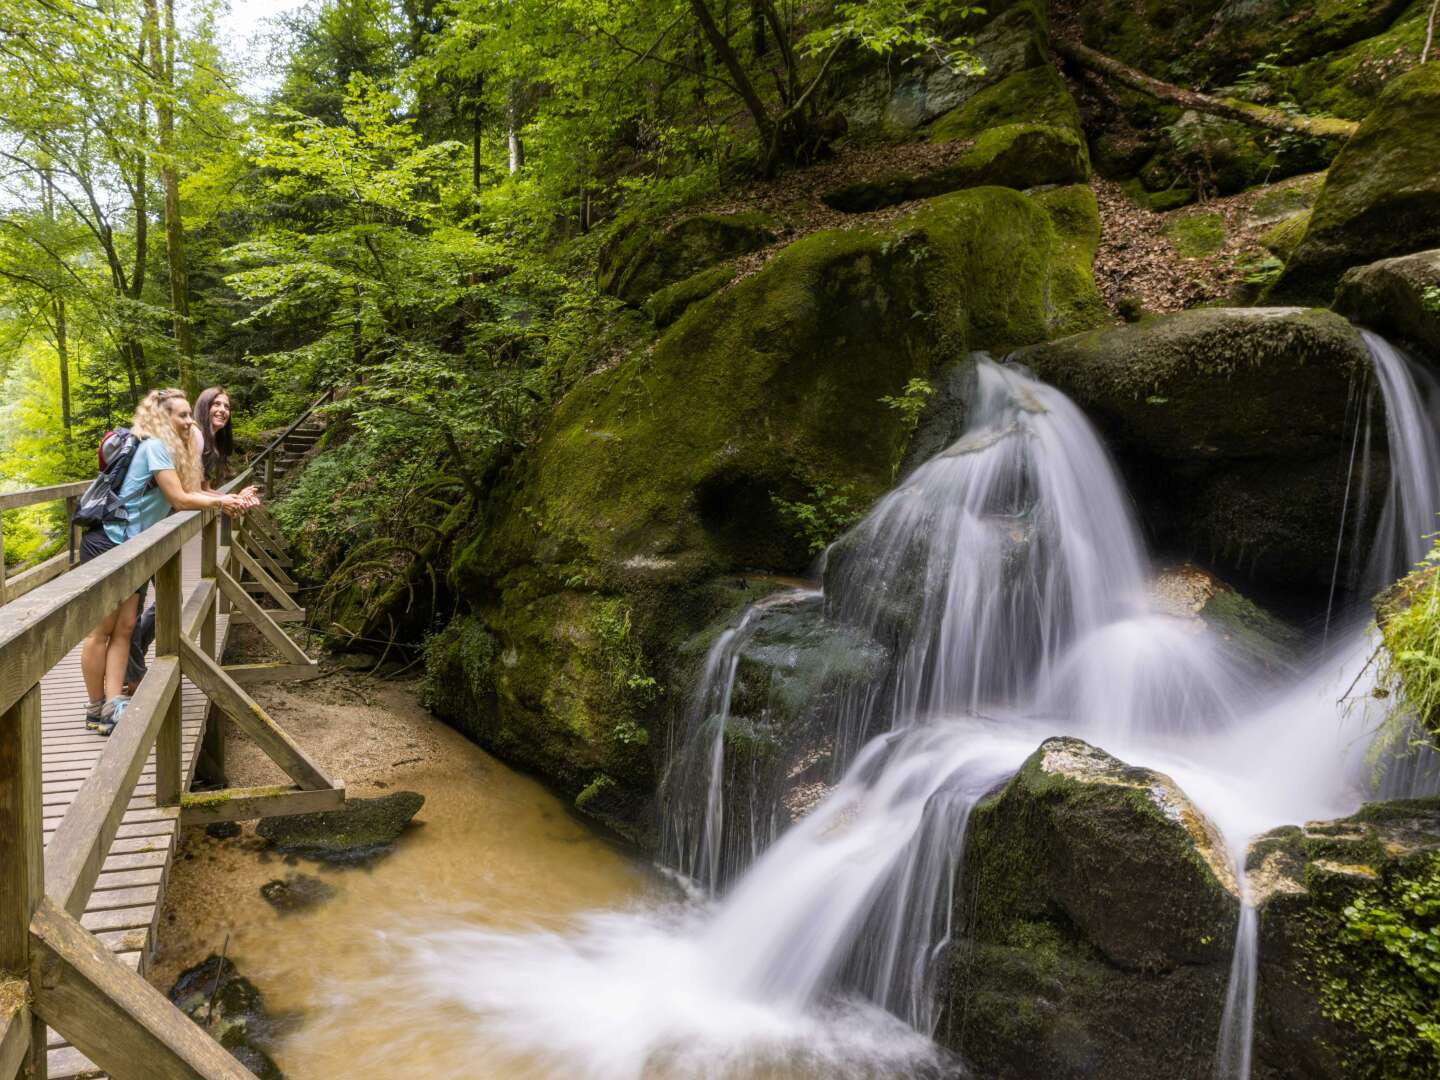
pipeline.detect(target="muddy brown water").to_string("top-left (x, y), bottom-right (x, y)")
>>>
top-left (149, 659), bottom-right (658, 1078)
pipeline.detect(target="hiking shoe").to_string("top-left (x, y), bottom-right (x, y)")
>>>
top-left (96, 695), bottom-right (130, 737)
top-left (84, 700), bottom-right (105, 731)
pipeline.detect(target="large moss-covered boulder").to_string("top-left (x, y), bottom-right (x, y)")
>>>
top-left (1014, 307), bottom-right (1378, 587)
top-left (1275, 64), bottom-right (1440, 302)
top-left (432, 185), bottom-right (1106, 837)
top-left (1334, 248), bottom-right (1440, 357)
top-left (170, 957), bottom-right (284, 1080)
top-left (599, 211), bottom-right (776, 306)
top-left (255, 791), bottom-right (424, 863)
top-left (940, 737), bottom-right (1240, 1078)
top-left (1249, 798), bottom-right (1440, 1080)
top-left (825, 64), bottom-right (1089, 212)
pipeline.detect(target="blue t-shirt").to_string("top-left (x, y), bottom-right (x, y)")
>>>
top-left (102, 438), bottom-right (176, 543)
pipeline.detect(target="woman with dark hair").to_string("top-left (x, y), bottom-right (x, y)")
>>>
top-left (193, 386), bottom-right (238, 487)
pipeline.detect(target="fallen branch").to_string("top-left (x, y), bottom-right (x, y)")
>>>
top-left (1054, 38), bottom-right (1359, 140)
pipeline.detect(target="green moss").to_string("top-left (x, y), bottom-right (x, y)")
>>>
top-left (644, 263), bottom-right (737, 327)
top-left (1285, 0), bottom-right (1431, 119)
top-left (927, 65), bottom-right (1081, 144)
top-left (1260, 210), bottom-right (1312, 260)
top-left (601, 211), bottom-right (775, 305)
top-left (1166, 212), bottom-right (1226, 257)
top-left (1199, 586), bottom-right (1302, 673)
top-left (574, 772), bottom-right (616, 812)
top-left (1249, 173), bottom-right (1327, 223)
top-left (1122, 177), bottom-right (1195, 211)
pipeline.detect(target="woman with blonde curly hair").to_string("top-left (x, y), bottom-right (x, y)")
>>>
top-left (80, 388), bottom-right (248, 735)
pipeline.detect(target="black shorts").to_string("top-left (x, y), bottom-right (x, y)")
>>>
top-left (79, 529), bottom-right (149, 601)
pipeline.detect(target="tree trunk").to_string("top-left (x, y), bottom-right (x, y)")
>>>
top-left (55, 299), bottom-right (71, 444)
top-left (688, 0), bottom-right (775, 154)
top-left (506, 88), bottom-right (524, 174)
top-left (146, 0), bottom-right (197, 398)
top-left (1053, 38), bottom-right (1359, 140)
top-left (472, 113), bottom-right (482, 189)
top-left (1423, 0), bottom-right (1438, 64)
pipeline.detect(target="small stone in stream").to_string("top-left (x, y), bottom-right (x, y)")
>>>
top-left (170, 956), bottom-right (284, 1080)
top-left (205, 821), bottom-right (242, 840)
top-left (256, 791), bottom-right (425, 864)
top-left (260, 873), bottom-right (337, 914)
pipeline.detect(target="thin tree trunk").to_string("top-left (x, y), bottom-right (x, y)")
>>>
top-left (146, 0), bottom-right (197, 398)
top-left (472, 114), bottom-right (483, 189)
top-left (688, 0), bottom-right (774, 151)
top-left (1054, 38), bottom-right (1359, 140)
top-left (55, 299), bottom-right (71, 444)
top-left (1423, 0), bottom-right (1438, 64)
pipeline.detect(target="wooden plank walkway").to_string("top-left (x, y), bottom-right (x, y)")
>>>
top-left (38, 533), bottom-right (226, 1080)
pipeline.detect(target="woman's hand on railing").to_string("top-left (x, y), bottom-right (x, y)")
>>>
top-left (217, 492), bottom-right (249, 518)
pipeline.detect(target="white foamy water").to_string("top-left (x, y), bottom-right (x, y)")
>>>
top-left (355, 340), bottom-right (1440, 1080)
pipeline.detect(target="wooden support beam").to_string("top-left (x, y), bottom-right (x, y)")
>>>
top-left (0, 1003), bottom-right (33, 1078)
top-left (154, 551), bottom-right (183, 808)
top-left (231, 545), bottom-right (300, 610)
top-left (28, 898), bottom-right (257, 1080)
top-left (45, 661), bottom-right (179, 919)
top-left (1, 682), bottom-right (46, 1080)
top-left (239, 529), bottom-right (296, 591)
top-left (179, 580), bottom-right (217, 644)
top-left (215, 568), bottom-right (310, 666)
top-left (3, 552), bottom-right (70, 606)
top-left (179, 783), bottom-right (344, 826)
top-left (223, 663), bottom-right (321, 686)
top-left (178, 638), bottom-right (332, 792)
top-left (228, 608), bottom-right (306, 625)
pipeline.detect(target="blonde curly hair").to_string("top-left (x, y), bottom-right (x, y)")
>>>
top-left (132, 388), bottom-right (202, 492)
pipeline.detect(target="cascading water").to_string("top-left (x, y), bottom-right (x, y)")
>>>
top-left (372, 338), bottom-right (1440, 1080)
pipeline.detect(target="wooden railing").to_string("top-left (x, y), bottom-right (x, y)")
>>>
top-left (0, 481), bottom-right (90, 606)
top-left (0, 396), bottom-right (342, 1080)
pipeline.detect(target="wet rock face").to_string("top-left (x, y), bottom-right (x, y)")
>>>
top-left (256, 791), bottom-right (424, 863)
top-left (1014, 307), bottom-right (1379, 588)
top-left (1334, 248), bottom-right (1440, 359)
top-left (941, 737), bottom-right (1240, 1079)
top-left (170, 956), bottom-right (283, 1080)
top-left (1276, 65), bottom-right (1440, 303)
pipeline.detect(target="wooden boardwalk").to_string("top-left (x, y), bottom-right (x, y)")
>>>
top-left (1, 391), bottom-right (342, 1080)
top-left (39, 535), bottom-right (227, 1080)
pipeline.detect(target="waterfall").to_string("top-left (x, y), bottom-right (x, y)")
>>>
top-left (389, 340), bottom-right (1440, 1080)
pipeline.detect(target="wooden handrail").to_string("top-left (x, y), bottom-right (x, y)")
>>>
top-left (0, 481), bottom-right (90, 512)
top-left (244, 384), bottom-right (335, 472)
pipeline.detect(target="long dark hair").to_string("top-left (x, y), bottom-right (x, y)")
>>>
top-left (193, 386), bottom-right (234, 483)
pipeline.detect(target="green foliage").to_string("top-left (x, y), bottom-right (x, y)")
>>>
top-left (1317, 855), bottom-right (1440, 1077)
top-left (590, 598), bottom-right (659, 740)
top-left (1380, 540), bottom-right (1440, 741)
top-left (879, 377), bottom-right (936, 430)
top-left (772, 482), bottom-right (864, 555)
top-left (802, 1), bottom-right (986, 75)
top-left (1422, 285), bottom-right (1440, 318)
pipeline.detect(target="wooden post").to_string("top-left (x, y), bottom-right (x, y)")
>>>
top-left (0, 684), bottom-right (46, 1078)
top-left (0, 513), bottom-right (8, 607)
top-left (65, 496), bottom-right (79, 567)
top-left (197, 514), bottom-right (225, 787)
top-left (263, 455), bottom-right (274, 498)
top-left (153, 550), bottom-right (183, 807)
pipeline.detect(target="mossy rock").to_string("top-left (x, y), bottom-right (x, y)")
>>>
top-left (255, 791), bottom-right (424, 863)
top-left (1166, 211), bottom-right (1226, 257)
top-left (644, 263), bottom-right (737, 327)
top-left (1120, 177), bottom-right (1194, 211)
top-left (170, 957), bottom-right (283, 1080)
top-left (834, 2), bottom-right (1048, 139)
top-left (599, 212), bottom-right (776, 306)
top-left (927, 64), bottom-right (1081, 143)
top-left (1251, 799), bottom-right (1440, 1079)
top-left (1334, 248), bottom-right (1440, 356)
top-left (1260, 209), bottom-right (1312, 260)
top-left (442, 185), bottom-right (1106, 838)
top-left (941, 737), bottom-right (1239, 1078)
top-left (1283, 0), bottom-right (1433, 120)
top-left (1275, 64), bottom-right (1440, 303)
top-left (824, 122), bottom-right (1089, 212)
top-left (1014, 307), bottom-right (1377, 587)
top-left (1247, 172), bottom-right (1327, 226)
